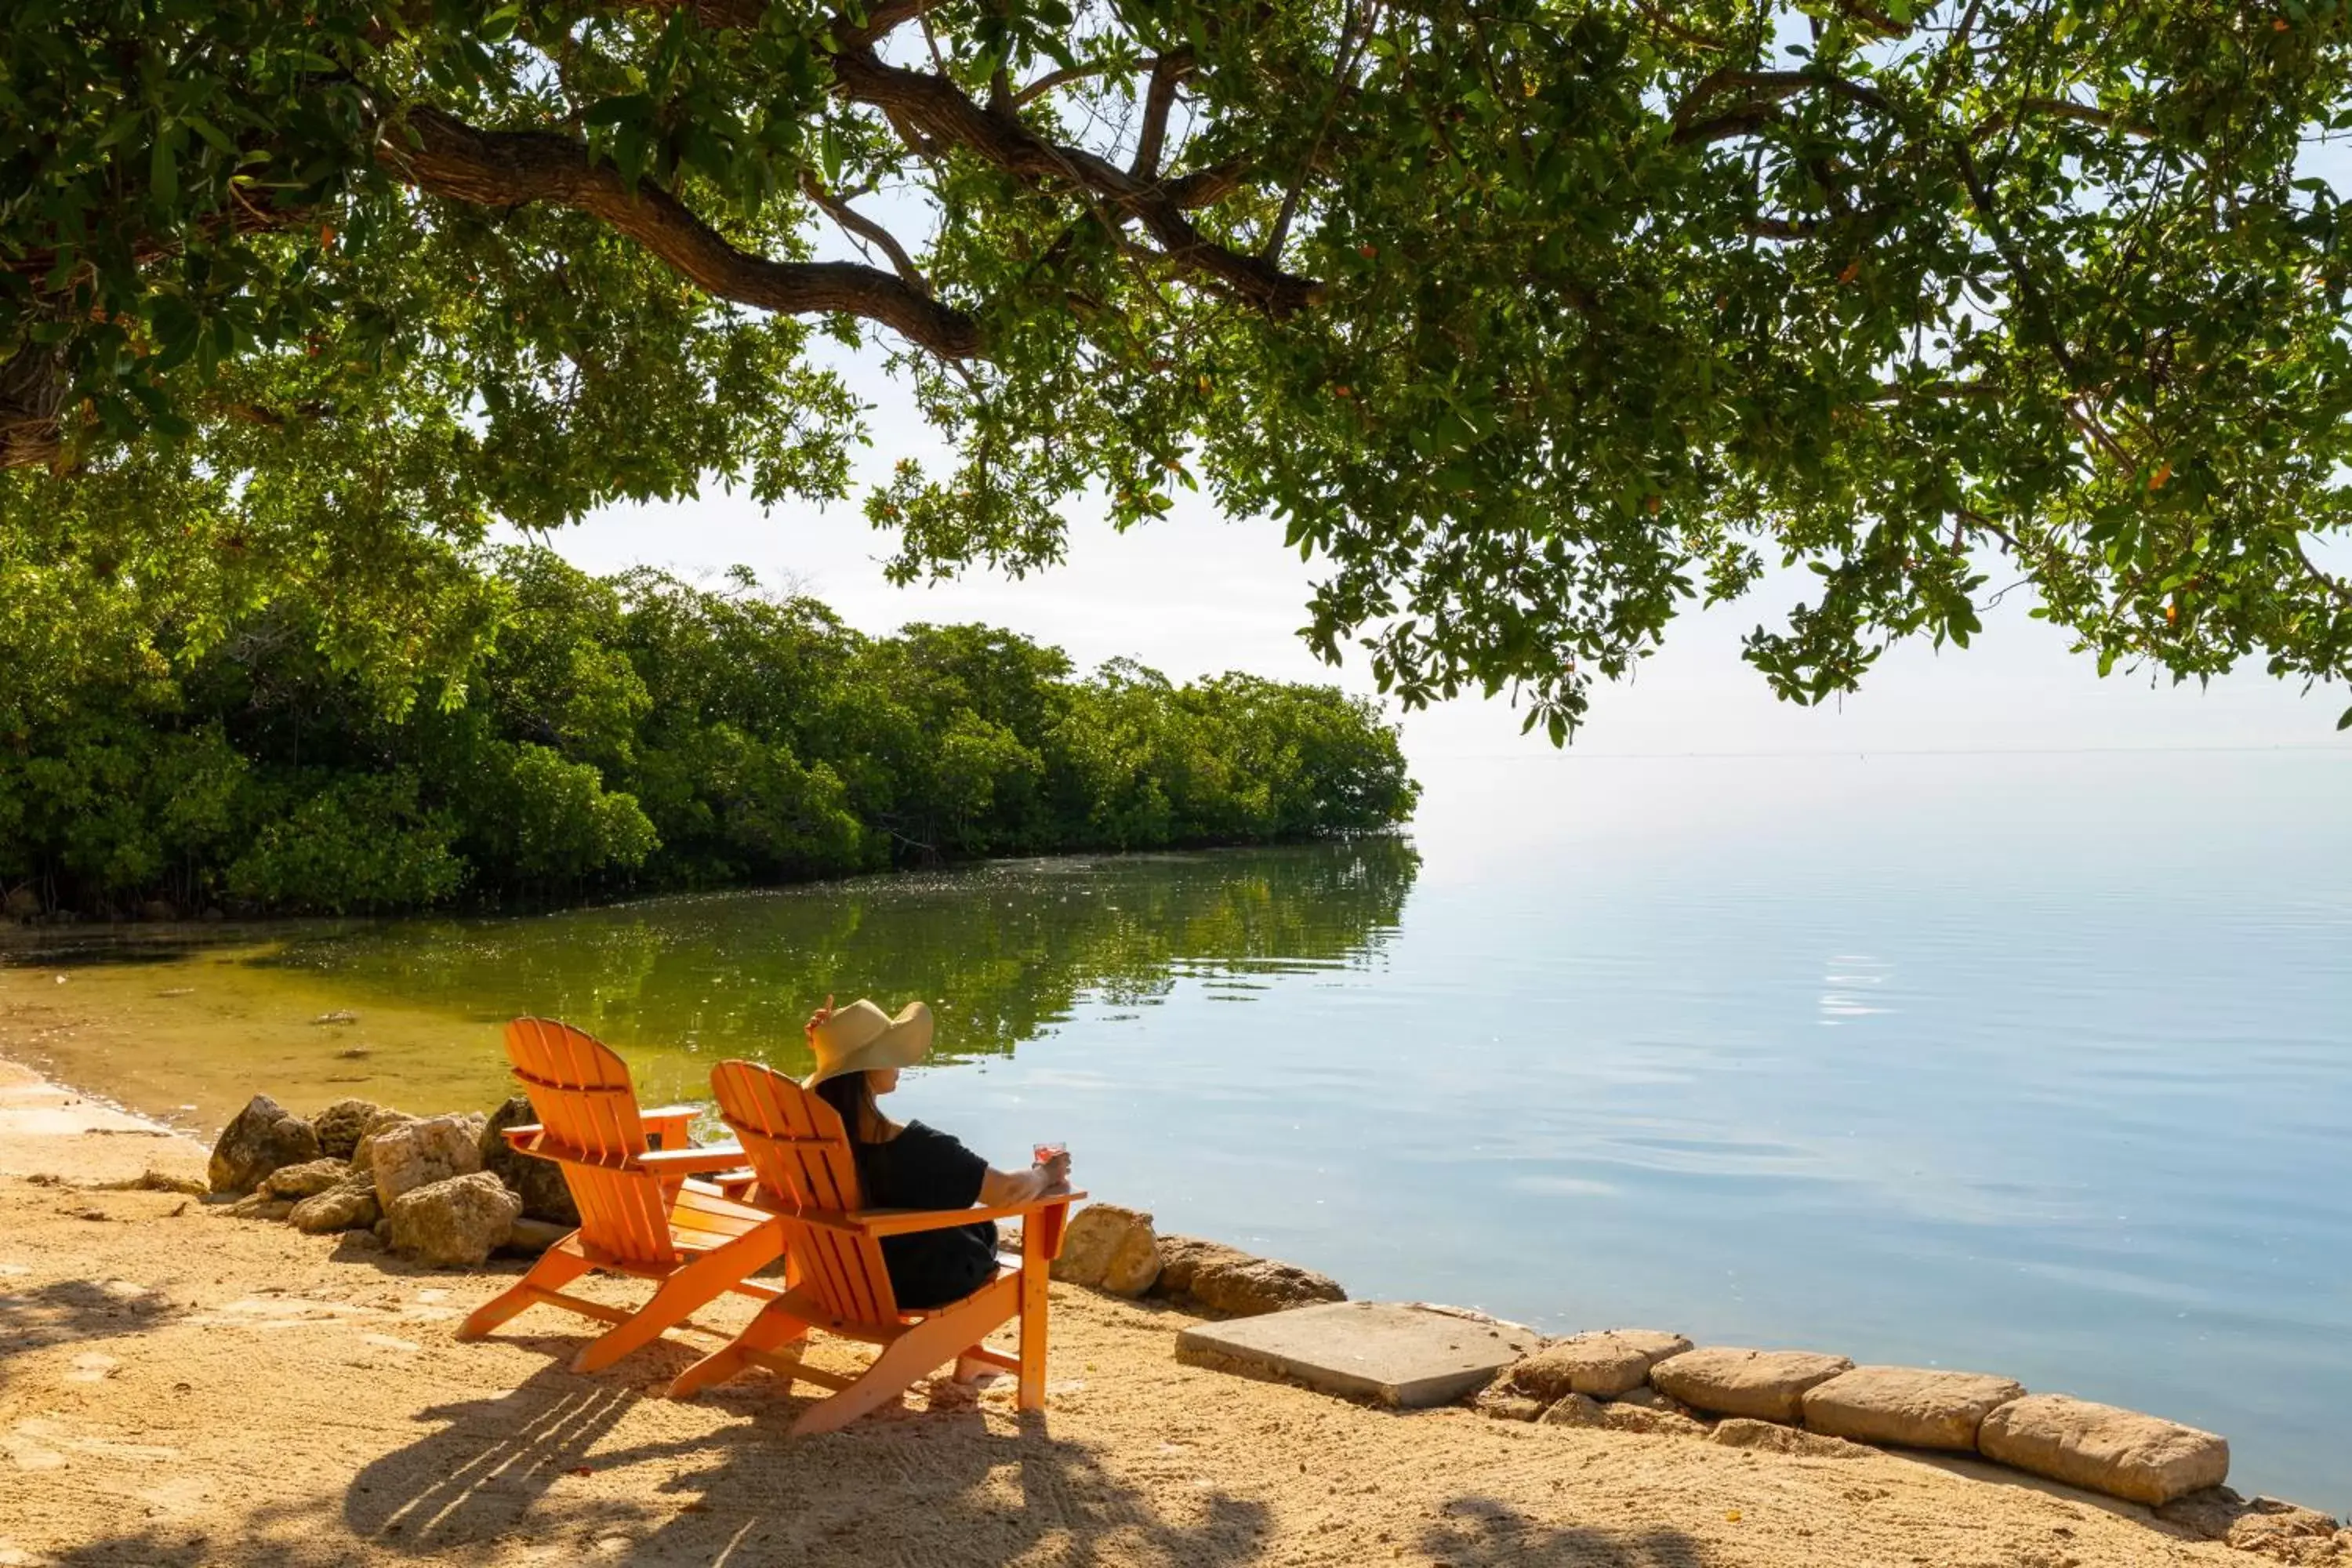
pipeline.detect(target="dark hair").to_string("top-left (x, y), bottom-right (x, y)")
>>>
top-left (815, 1070), bottom-right (881, 1144)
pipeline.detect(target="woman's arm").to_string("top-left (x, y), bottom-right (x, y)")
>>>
top-left (977, 1150), bottom-right (1072, 1207)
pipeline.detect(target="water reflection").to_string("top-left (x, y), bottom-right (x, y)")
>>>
top-left (256, 839), bottom-right (1419, 1072)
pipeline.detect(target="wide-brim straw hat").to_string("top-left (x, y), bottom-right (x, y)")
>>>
top-left (801, 998), bottom-right (934, 1089)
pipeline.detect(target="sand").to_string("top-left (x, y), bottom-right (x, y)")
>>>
top-left (0, 1057), bottom-right (2256, 1568)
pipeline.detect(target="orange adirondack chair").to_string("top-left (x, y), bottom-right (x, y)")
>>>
top-left (457, 1018), bottom-right (786, 1373)
top-left (665, 1058), bottom-right (1080, 1433)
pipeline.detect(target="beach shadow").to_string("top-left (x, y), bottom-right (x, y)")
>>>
top-left (1421, 1497), bottom-right (1711, 1567)
top-left (313, 1356), bottom-right (1275, 1566)
top-left (0, 1275), bottom-right (186, 1382)
top-left (340, 1363), bottom-right (681, 1551)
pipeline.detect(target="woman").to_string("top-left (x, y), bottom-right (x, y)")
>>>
top-left (802, 994), bottom-right (1073, 1310)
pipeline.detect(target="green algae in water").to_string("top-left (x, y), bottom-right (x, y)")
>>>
top-left (0, 840), bottom-right (1414, 1132)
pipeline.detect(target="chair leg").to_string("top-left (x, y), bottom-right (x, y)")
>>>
top-left (458, 1238), bottom-right (591, 1340)
top-left (790, 1283), bottom-right (1017, 1437)
top-left (1018, 1246), bottom-right (1051, 1411)
top-left (667, 1302), bottom-right (811, 1399)
top-left (573, 1222), bottom-right (784, 1374)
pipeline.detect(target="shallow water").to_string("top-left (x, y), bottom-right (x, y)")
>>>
top-left (4, 750), bottom-right (2347, 1511)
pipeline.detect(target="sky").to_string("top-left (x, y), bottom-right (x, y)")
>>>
top-left (531, 354), bottom-right (2352, 820)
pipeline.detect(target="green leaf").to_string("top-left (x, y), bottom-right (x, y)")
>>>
top-left (583, 93), bottom-right (653, 129)
top-left (148, 125), bottom-right (179, 206)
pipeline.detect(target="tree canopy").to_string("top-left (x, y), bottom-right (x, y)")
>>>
top-left (0, 549), bottom-right (1418, 916)
top-left (5, 0), bottom-right (2352, 737)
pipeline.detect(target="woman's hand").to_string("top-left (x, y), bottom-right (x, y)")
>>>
top-left (804, 993), bottom-right (834, 1044)
top-left (978, 1150), bottom-right (1073, 1207)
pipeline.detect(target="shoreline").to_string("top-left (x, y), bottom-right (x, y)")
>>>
top-left (0, 834), bottom-right (1418, 935)
top-left (2, 1048), bottom-right (2343, 1567)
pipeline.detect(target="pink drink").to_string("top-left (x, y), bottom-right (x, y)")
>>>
top-left (1033, 1142), bottom-right (1066, 1166)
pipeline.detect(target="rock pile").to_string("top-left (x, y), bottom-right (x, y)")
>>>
top-left (205, 1093), bottom-right (551, 1269)
top-left (1036, 1203), bottom-right (1346, 1317)
top-left (1153, 1233), bottom-right (1345, 1316)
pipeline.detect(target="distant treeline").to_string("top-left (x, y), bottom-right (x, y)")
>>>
top-left (0, 550), bottom-right (1418, 916)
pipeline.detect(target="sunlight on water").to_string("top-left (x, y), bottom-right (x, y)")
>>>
top-left (4, 750), bottom-right (2347, 1509)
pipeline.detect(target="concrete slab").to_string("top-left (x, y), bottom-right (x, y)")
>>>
top-left (1174, 1301), bottom-right (1541, 1407)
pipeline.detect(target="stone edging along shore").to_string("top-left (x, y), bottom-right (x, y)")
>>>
top-left (69, 1083), bottom-right (2352, 1564)
top-left (1042, 1202), bottom-right (2350, 1562)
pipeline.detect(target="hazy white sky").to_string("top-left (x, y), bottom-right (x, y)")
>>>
top-left (539, 354), bottom-right (2350, 802)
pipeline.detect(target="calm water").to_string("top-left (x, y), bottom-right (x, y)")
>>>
top-left (4, 750), bottom-right (2347, 1510)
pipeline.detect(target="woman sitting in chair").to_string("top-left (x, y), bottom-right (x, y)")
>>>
top-left (804, 996), bottom-right (1073, 1310)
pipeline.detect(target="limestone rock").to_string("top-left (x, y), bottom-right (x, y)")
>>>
top-left (207, 1094), bottom-right (322, 1196)
top-left (93, 1169), bottom-right (208, 1196)
top-left (312, 1098), bottom-right (388, 1161)
top-left (288, 1179), bottom-right (383, 1235)
top-left (1534, 1392), bottom-right (1704, 1438)
top-left (1158, 1236), bottom-right (1345, 1316)
top-left (1155, 1234), bottom-right (1242, 1296)
top-left (350, 1111), bottom-right (421, 1174)
top-left (2223, 1499), bottom-right (2341, 1559)
top-left (371, 1217), bottom-right (393, 1245)
top-left (1710, 1417), bottom-right (1869, 1460)
top-left (369, 1114), bottom-right (485, 1208)
top-left (1977, 1394), bottom-right (2229, 1506)
top-left (1650, 1347), bottom-right (1854, 1424)
top-left (260, 1159), bottom-right (351, 1200)
top-left (479, 1096), bottom-right (577, 1225)
top-left (502, 1216), bottom-right (572, 1256)
top-left (1472, 1387), bottom-right (1546, 1421)
top-left (1597, 1402), bottom-right (1708, 1438)
top-left (2156, 1486), bottom-right (2252, 1541)
top-left (1799, 1365), bottom-right (2026, 1452)
top-left (387, 1171), bottom-right (521, 1268)
top-left (1610, 1385), bottom-right (1697, 1417)
top-left (1508, 1329), bottom-right (1693, 1400)
top-left (1051, 1203), bottom-right (1162, 1296)
top-left (1538, 1392), bottom-right (1607, 1428)
top-left (223, 1193), bottom-right (295, 1221)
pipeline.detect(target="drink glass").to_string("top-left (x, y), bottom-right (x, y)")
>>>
top-left (1033, 1141), bottom-right (1067, 1167)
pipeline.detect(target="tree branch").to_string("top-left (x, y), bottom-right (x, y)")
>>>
top-left (1672, 67), bottom-right (1894, 145)
top-left (1012, 61), bottom-right (1112, 107)
top-left (1132, 51), bottom-right (1194, 178)
top-left (828, 50), bottom-right (1319, 315)
top-left (380, 106), bottom-right (982, 358)
top-left (1631, 0), bottom-right (1730, 52)
top-left (2296, 539), bottom-right (2352, 608)
top-left (797, 169), bottom-right (931, 294)
top-left (1980, 96), bottom-right (2157, 140)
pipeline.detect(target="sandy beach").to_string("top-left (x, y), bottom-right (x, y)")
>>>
top-left (1, 1055), bottom-right (2295, 1568)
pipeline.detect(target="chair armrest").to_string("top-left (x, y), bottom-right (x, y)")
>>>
top-left (851, 1189), bottom-right (1086, 1239)
top-left (641, 1105), bottom-right (700, 1151)
top-left (636, 1144), bottom-right (749, 1175)
top-left (500, 1123), bottom-right (546, 1149)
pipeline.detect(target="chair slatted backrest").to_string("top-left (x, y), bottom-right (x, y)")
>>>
top-left (503, 1018), bottom-right (673, 1269)
top-left (709, 1060), bottom-right (897, 1326)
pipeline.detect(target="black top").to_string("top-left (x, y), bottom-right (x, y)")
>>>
top-left (851, 1120), bottom-right (998, 1310)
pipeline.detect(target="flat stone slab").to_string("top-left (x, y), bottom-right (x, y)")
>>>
top-left (1175, 1301), bottom-right (1540, 1407)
